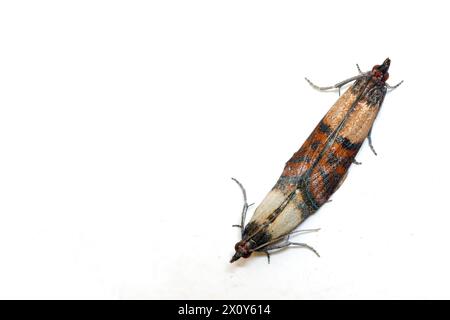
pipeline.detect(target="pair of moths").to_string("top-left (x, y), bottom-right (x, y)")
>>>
top-left (231, 58), bottom-right (402, 263)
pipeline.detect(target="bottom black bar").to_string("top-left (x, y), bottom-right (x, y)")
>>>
top-left (0, 300), bottom-right (446, 319)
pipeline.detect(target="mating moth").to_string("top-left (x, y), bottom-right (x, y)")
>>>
top-left (231, 58), bottom-right (402, 263)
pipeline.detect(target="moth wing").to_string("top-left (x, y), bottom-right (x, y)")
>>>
top-left (306, 139), bottom-right (359, 207)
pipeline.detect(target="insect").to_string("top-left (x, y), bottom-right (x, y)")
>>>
top-left (230, 58), bottom-right (402, 263)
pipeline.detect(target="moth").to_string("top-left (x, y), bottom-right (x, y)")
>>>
top-left (231, 58), bottom-right (402, 263)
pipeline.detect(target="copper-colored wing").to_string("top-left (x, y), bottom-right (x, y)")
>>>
top-left (304, 80), bottom-right (386, 208)
top-left (274, 78), bottom-right (369, 195)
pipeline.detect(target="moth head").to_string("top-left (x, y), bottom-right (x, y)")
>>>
top-left (230, 240), bottom-right (252, 263)
top-left (372, 57), bottom-right (390, 82)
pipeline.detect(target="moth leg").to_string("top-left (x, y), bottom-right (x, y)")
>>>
top-left (386, 80), bottom-right (404, 90)
top-left (264, 251), bottom-right (271, 264)
top-left (367, 128), bottom-right (378, 156)
top-left (265, 228), bottom-right (321, 243)
top-left (231, 178), bottom-right (253, 237)
top-left (352, 159), bottom-right (362, 165)
top-left (251, 228), bottom-right (320, 254)
top-left (262, 240), bottom-right (320, 258)
top-left (288, 242), bottom-right (320, 257)
top-left (286, 228), bottom-right (320, 236)
top-left (305, 73), bottom-right (367, 96)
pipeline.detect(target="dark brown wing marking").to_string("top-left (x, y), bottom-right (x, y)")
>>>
top-left (306, 136), bottom-right (362, 207)
top-left (277, 119), bottom-right (331, 191)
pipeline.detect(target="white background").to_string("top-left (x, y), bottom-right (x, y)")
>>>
top-left (0, 1), bottom-right (448, 299)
